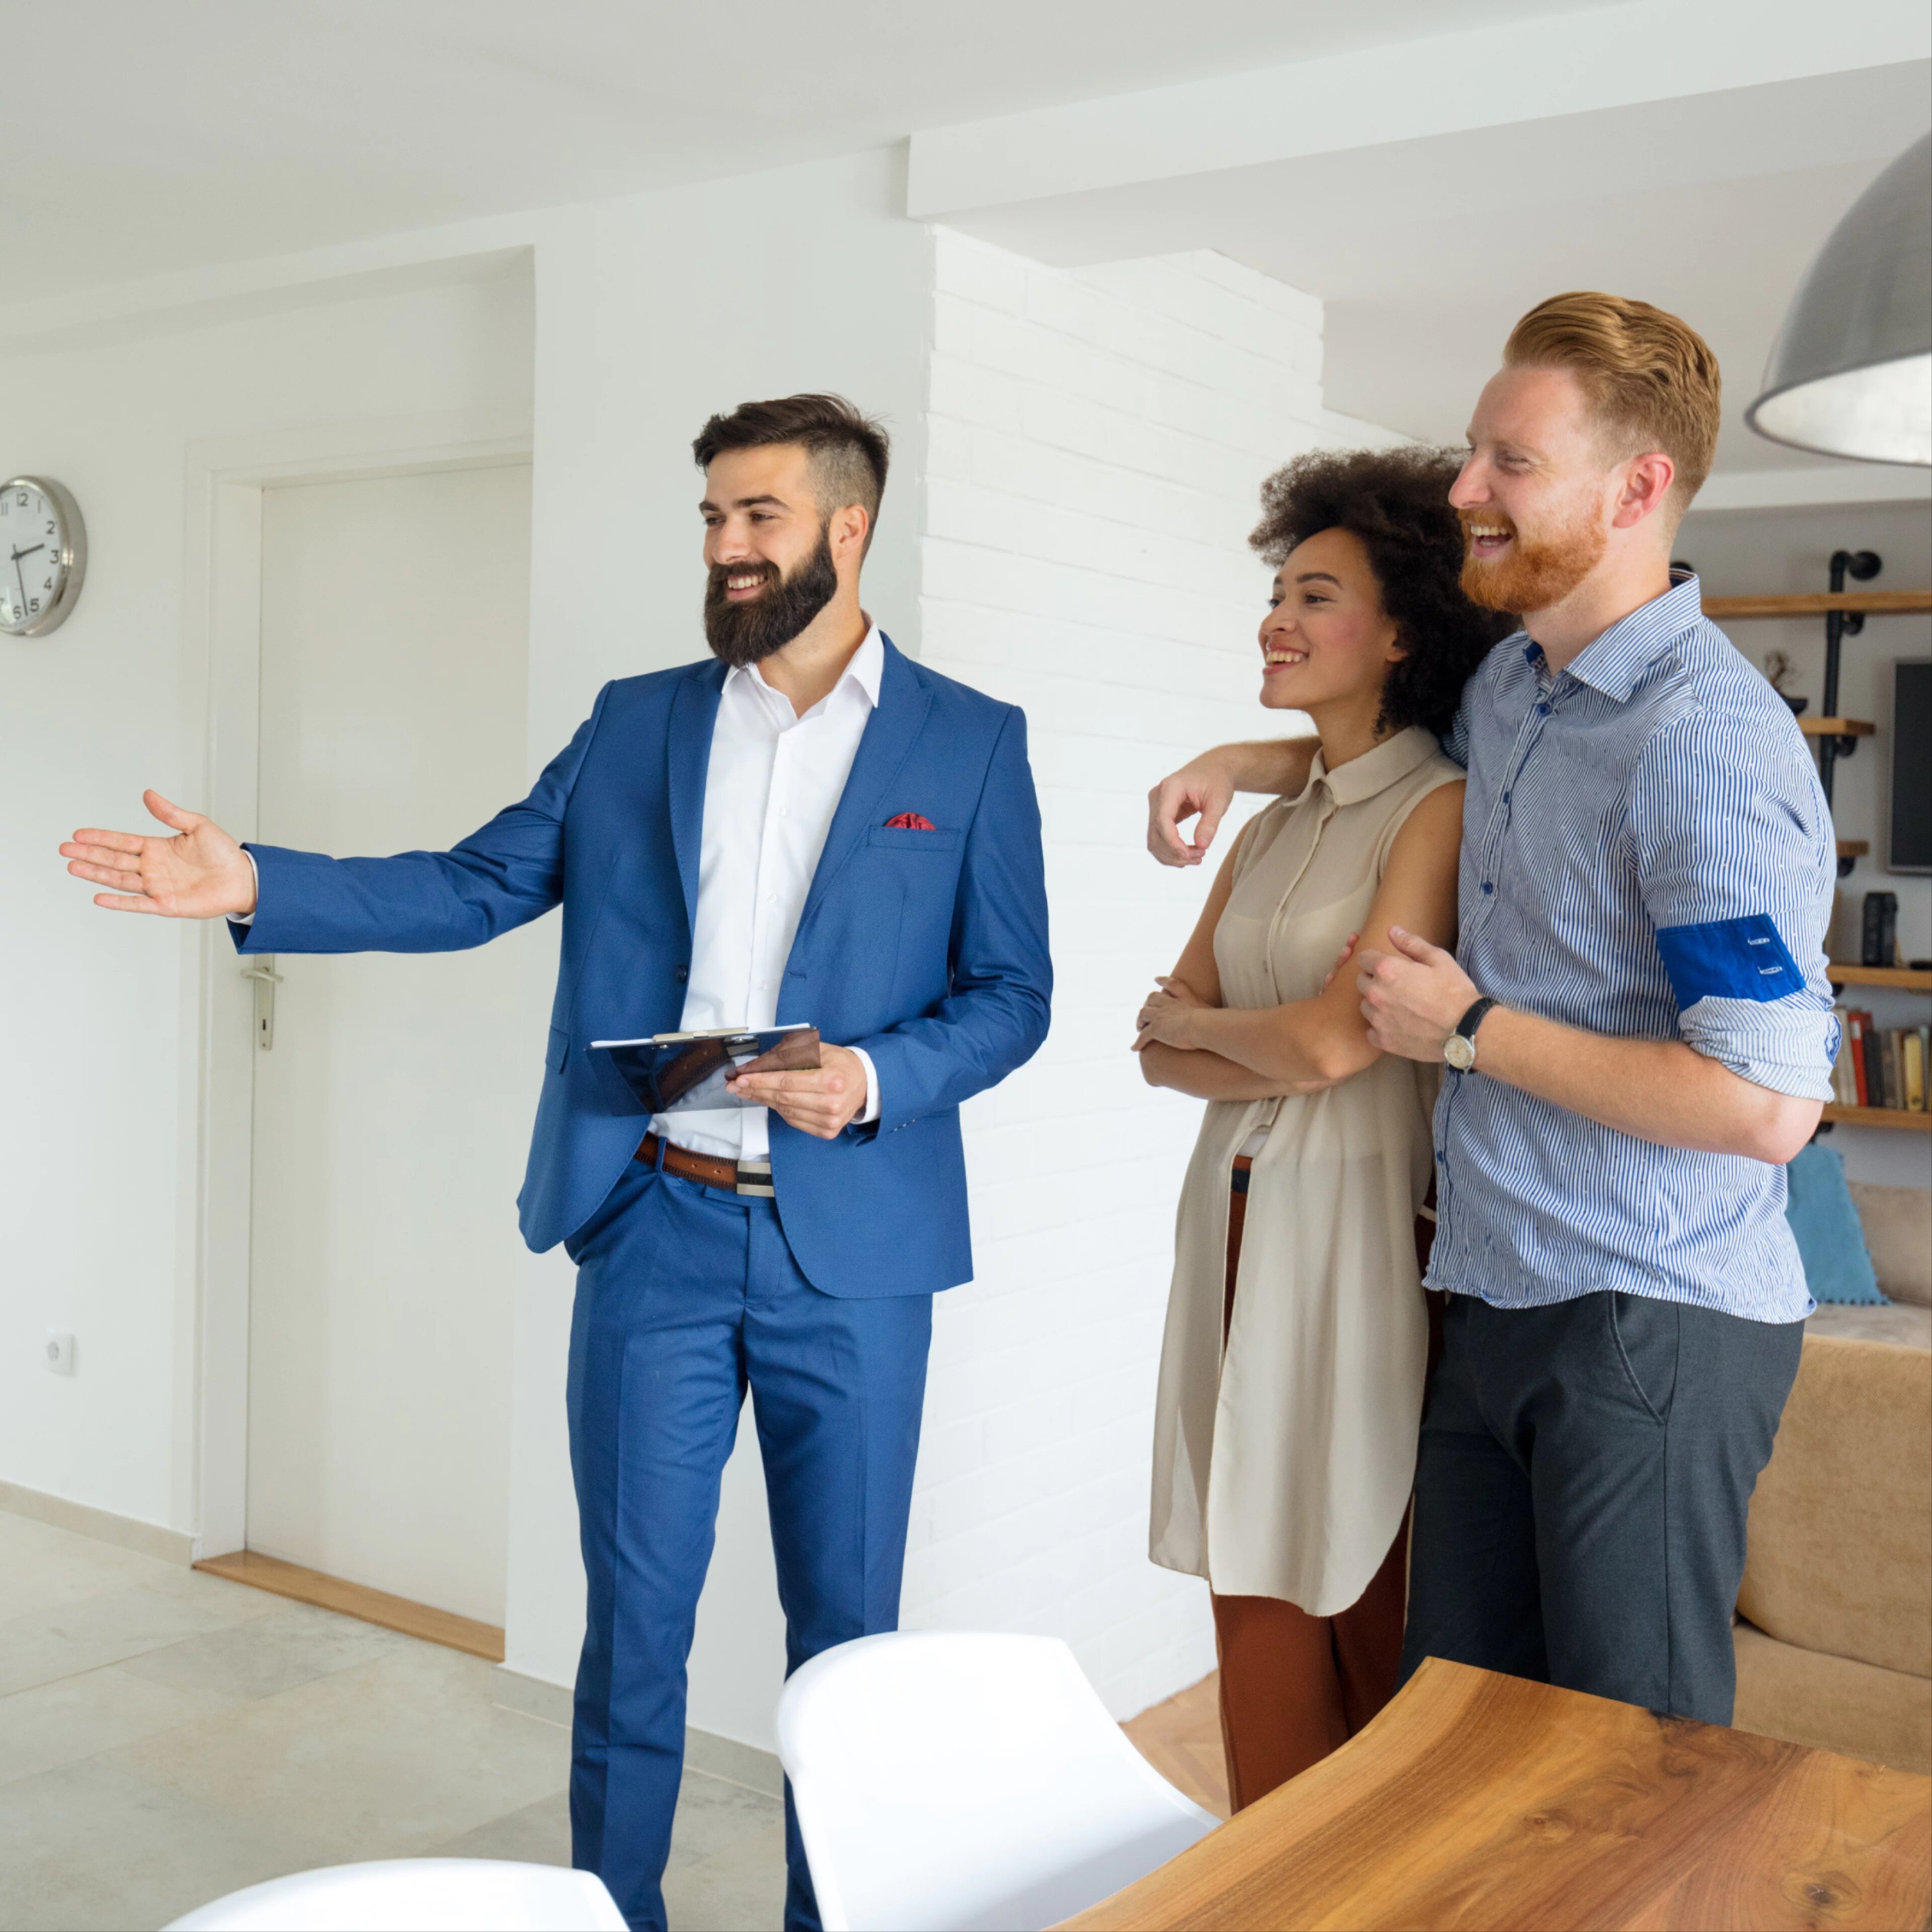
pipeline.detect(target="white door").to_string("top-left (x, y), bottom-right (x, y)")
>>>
top-left (247, 461), bottom-right (536, 1626)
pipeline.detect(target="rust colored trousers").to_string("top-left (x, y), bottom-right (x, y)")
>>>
top-left (1212, 1154), bottom-right (1435, 1812)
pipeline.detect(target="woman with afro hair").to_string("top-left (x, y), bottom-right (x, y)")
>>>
top-left (1134, 446), bottom-right (1512, 1810)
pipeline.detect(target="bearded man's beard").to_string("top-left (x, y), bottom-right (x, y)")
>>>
top-left (703, 529), bottom-right (839, 667)
top-left (1459, 505), bottom-right (1607, 614)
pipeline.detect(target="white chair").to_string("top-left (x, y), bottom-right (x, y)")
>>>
top-left (162, 1858), bottom-right (627, 1931)
top-left (776, 1631), bottom-right (1219, 1932)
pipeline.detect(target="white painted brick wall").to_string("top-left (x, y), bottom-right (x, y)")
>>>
top-left (904, 229), bottom-right (1398, 1721)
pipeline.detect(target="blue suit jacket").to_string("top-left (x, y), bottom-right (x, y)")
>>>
top-left (233, 636), bottom-right (1051, 1297)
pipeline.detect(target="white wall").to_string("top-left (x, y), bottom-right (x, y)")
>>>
top-left (904, 231), bottom-right (1364, 1719)
top-left (1681, 498), bottom-right (1932, 1191)
top-left (0, 264), bottom-right (534, 1534)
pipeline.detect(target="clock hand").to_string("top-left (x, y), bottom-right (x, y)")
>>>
top-left (8, 544), bottom-right (46, 617)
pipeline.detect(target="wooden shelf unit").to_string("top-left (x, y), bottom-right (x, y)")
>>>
top-left (1704, 590), bottom-right (1932, 619)
top-left (1828, 964), bottom-right (1932, 992)
top-left (1820, 1104), bottom-right (1931, 1133)
top-left (1827, 967), bottom-right (1928, 1125)
top-left (1709, 567), bottom-right (1927, 884)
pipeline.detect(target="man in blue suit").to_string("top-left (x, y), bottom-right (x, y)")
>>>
top-left (62, 393), bottom-right (1052, 1932)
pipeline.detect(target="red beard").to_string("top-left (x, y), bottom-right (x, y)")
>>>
top-left (1459, 506), bottom-right (1607, 614)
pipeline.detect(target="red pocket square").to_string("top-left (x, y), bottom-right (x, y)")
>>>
top-left (883, 812), bottom-right (937, 831)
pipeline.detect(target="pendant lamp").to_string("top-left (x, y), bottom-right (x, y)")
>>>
top-left (1746, 131), bottom-right (1931, 466)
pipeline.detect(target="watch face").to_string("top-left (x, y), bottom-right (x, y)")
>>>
top-left (1443, 1033), bottom-right (1476, 1072)
top-left (0, 477), bottom-right (84, 635)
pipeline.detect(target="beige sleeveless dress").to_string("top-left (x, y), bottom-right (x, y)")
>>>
top-left (1149, 726), bottom-right (1461, 1617)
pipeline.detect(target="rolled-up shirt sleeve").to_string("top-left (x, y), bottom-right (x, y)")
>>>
top-left (1630, 704), bottom-right (1838, 1100)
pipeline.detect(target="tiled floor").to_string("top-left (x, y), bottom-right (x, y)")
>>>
top-left (0, 1509), bottom-right (784, 1931)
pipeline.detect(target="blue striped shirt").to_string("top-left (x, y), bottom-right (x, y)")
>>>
top-left (1429, 573), bottom-right (1836, 1323)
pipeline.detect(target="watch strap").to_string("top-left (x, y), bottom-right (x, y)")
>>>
top-left (1455, 996), bottom-right (1497, 1043)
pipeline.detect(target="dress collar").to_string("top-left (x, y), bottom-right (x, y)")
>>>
top-left (1304, 724), bottom-right (1441, 808)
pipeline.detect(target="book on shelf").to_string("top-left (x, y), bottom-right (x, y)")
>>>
top-left (1847, 1010), bottom-right (1873, 1106)
top-left (1861, 1011), bottom-right (1885, 1107)
top-left (1825, 1012), bottom-right (1929, 1116)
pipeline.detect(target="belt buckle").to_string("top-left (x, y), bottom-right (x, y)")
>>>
top-left (734, 1160), bottom-right (775, 1200)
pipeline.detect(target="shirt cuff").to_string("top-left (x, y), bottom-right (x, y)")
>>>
top-left (1679, 997), bottom-right (1838, 1102)
top-left (230, 852), bottom-right (261, 929)
top-left (849, 1045), bottom-right (881, 1125)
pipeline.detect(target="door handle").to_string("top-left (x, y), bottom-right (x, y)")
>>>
top-left (241, 957), bottom-right (284, 1051)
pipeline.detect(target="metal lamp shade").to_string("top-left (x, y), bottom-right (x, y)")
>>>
top-left (1747, 131), bottom-right (1931, 466)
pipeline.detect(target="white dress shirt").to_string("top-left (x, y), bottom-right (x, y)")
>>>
top-left (658, 625), bottom-right (884, 1161)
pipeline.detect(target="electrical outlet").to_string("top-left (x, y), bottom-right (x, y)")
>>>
top-left (44, 1332), bottom-right (75, 1376)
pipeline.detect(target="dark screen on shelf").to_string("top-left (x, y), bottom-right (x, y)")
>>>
top-left (1892, 659), bottom-right (1931, 874)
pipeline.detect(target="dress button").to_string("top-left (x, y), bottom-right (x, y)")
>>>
top-left (1482, 881), bottom-right (1493, 895)
top-left (1537, 702), bottom-right (1551, 716)
top-left (674, 964), bottom-right (689, 984)
top-left (1501, 790), bottom-right (1511, 804)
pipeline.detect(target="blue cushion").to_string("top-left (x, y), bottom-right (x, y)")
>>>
top-left (1785, 1141), bottom-right (1888, 1305)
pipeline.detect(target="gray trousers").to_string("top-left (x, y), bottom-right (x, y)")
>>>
top-left (1398, 1290), bottom-right (1804, 1725)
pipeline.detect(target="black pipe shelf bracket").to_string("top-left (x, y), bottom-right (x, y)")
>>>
top-left (1821, 548), bottom-right (1881, 877)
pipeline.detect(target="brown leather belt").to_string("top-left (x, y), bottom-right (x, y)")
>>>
top-left (635, 1131), bottom-right (776, 1199)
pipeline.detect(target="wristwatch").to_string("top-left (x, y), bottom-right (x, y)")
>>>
top-left (1443, 996), bottom-right (1497, 1072)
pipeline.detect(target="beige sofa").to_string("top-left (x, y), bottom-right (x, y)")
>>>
top-left (1732, 1181), bottom-right (1931, 1774)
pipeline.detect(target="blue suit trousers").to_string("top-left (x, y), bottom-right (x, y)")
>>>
top-left (564, 1159), bottom-right (932, 1932)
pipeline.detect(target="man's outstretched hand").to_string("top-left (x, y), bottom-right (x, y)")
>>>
top-left (61, 791), bottom-right (257, 919)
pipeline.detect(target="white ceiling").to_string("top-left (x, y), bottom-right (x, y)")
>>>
top-left (4, 1), bottom-right (1926, 486)
top-left (2, 0), bottom-right (1612, 301)
top-left (940, 60), bottom-right (1932, 472)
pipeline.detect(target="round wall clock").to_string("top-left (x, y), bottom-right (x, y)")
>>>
top-left (1, 476), bottom-right (87, 636)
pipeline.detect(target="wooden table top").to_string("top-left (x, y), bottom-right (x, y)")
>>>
top-left (1062, 1660), bottom-right (1931, 1932)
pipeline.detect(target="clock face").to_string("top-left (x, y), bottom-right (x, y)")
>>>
top-left (0, 477), bottom-right (85, 635)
